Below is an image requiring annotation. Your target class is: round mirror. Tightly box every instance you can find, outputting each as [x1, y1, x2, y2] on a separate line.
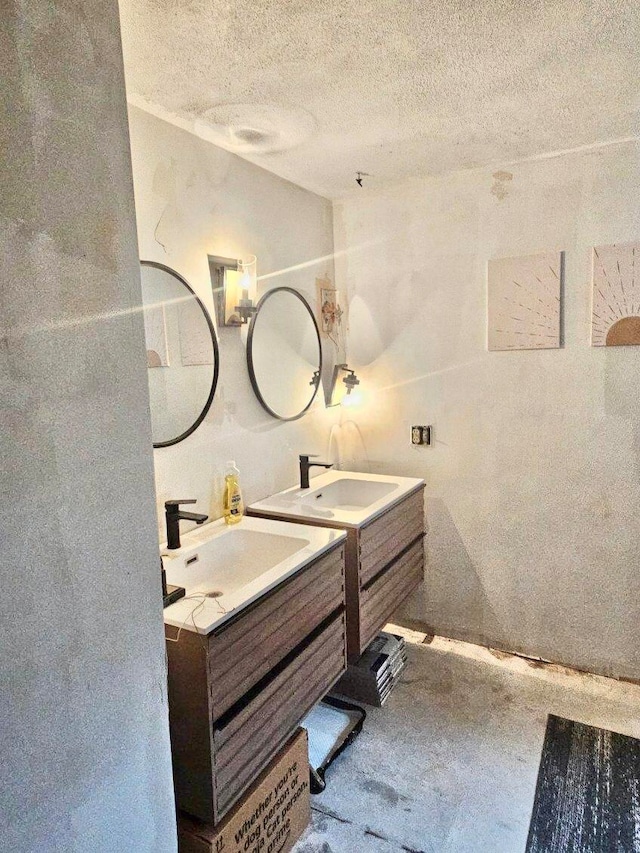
[247, 287, 322, 421]
[140, 261, 219, 447]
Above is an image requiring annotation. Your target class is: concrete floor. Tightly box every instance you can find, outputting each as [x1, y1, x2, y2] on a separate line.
[293, 629, 640, 853]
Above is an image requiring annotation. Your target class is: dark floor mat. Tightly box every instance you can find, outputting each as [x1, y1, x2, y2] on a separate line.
[526, 714, 640, 853]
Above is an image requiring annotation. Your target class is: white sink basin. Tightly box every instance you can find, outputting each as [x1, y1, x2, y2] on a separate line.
[247, 470, 425, 528]
[162, 515, 346, 633]
[164, 528, 306, 593]
[303, 478, 397, 510]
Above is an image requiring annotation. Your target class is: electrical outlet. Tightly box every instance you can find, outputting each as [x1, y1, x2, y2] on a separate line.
[411, 425, 432, 446]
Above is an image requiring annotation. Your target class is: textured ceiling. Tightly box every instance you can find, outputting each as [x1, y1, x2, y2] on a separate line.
[119, 1, 640, 199]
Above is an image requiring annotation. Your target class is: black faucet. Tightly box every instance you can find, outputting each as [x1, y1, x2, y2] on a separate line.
[165, 499, 209, 550]
[299, 454, 333, 489]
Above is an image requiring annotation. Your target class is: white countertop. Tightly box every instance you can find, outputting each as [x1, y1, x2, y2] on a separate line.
[247, 469, 425, 529]
[162, 515, 346, 634]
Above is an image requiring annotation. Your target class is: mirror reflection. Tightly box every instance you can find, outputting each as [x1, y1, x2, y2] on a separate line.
[140, 261, 219, 447]
[247, 287, 322, 421]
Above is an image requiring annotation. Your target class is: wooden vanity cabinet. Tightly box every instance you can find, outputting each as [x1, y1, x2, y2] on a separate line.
[248, 485, 425, 662]
[350, 486, 425, 658]
[165, 541, 346, 825]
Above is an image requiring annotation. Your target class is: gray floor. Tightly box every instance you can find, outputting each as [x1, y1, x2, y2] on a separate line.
[293, 633, 640, 853]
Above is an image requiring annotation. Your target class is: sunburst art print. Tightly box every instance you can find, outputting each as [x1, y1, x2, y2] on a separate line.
[591, 241, 640, 347]
[487, 252, 563, 351]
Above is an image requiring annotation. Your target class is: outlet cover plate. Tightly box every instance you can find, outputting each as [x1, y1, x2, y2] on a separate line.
[411, 425, 432, 446]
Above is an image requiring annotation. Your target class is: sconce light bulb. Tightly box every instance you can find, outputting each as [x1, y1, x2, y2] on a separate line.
[341, 388, 362, 408]
[328, 363, 362, 407]
[232, 254, 258, 324]
[239, 272, 251, 295]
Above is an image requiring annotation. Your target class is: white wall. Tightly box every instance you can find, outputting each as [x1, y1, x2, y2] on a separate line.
[128, 107, 340, 539]
[334, 141, 640, 679]
[1, 4, 176, 851]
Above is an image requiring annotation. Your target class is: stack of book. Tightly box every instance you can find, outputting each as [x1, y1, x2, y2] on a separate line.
[333, 631, 408, 706]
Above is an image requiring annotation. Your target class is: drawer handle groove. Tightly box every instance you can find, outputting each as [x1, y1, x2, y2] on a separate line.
[211, 573, 344, 683]
[213, 608, 344, 731]
[215, 628, 346, 745]
[361, 534, 425, 591]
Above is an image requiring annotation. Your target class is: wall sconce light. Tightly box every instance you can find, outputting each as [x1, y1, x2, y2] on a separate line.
[328, 363, 361, 407]
[221, 254, 258, 326]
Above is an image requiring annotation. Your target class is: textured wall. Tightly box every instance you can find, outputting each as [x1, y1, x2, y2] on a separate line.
[334, 141, 640, 679]
[0, 4, 176, 851]
[127, 107, 340, 540]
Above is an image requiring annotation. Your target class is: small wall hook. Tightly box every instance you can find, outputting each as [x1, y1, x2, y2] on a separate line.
[356, 171, 371, 187]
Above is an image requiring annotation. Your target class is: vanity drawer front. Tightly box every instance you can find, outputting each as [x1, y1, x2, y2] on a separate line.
[213, 611, 346, 819]
[207, 544, 345, 719]
[359, 488, 425, 588]
[359, 538, 424, 652]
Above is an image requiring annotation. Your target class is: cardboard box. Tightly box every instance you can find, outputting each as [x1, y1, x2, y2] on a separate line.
[178, 729, 310, 853]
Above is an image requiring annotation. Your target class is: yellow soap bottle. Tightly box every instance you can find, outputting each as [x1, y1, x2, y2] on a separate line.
[223, 460, 244, 525]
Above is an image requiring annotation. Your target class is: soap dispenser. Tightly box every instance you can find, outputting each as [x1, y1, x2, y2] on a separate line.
[223, 460, 244, 525]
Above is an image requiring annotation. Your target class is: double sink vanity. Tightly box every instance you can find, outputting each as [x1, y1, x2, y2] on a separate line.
[141, 245, 424, 826]
[163, 469, 425, 825]
[142, 257, 427, 828]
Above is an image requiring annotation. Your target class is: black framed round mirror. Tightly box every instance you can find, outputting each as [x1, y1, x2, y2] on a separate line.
[247, 287, 322, 421]
[140, 261, 219, 447]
